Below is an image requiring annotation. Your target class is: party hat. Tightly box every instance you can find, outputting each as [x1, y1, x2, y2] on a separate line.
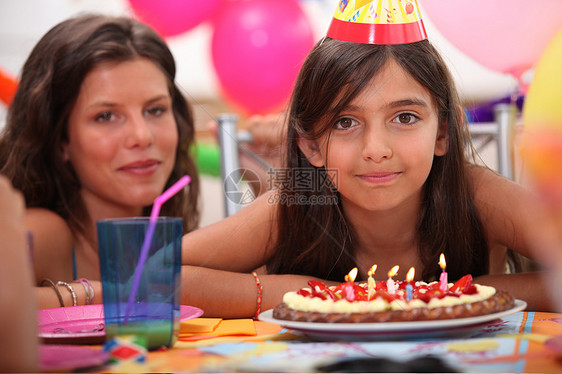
[327, 0, 427, 44]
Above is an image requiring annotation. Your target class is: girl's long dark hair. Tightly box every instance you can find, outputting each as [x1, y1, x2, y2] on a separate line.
[266, 38, 488, 282]
[0, 14, 200, 235]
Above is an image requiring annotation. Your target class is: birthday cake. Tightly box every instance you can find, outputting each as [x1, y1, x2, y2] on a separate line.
[272, 275, 515, 323]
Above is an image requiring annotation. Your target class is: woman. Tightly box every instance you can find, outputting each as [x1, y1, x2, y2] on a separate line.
[0, 14, 200, 308]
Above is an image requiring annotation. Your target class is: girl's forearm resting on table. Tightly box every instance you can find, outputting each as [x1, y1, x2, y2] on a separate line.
[181, 265, 322, 318]
[474, 271, 557, 312]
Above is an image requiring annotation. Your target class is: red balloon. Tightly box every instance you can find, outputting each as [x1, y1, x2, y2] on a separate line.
[0, 66, 18, 106]
[421, 0, 562, 78]
[211, 0, 315, 115]
[128, 0, 225, 37]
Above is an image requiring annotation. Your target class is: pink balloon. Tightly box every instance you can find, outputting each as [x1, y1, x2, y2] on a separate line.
[211, 0, 315, 115]
[421, 0, 562, 77]
[128, 0, 225, 37]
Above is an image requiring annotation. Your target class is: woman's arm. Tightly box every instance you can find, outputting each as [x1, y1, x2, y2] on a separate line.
[25, 208, 74, 283]
[26, 208, 104, 309]
[35, 279, 103, 309]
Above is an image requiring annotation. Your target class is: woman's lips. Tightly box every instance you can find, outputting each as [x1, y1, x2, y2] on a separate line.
[119, 160, 160, 175]
[357, 171, 401, 184]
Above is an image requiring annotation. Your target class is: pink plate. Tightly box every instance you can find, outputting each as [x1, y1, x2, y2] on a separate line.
[39, 345, 109, 372]
[38, 304, 203, 344]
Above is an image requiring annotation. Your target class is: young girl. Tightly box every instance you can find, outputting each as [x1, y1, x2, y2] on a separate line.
[0, 14, 200, 308]
[181, 37, 553, 316]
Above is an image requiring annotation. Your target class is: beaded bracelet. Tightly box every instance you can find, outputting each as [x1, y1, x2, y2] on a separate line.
[251, 272, 263, 320]
[57, 281, 77, 307]
[40, 278, 65, 307]
[76, 278, 94, 305]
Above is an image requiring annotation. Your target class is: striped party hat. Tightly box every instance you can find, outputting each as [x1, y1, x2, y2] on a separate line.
[327, 0, 427, 44]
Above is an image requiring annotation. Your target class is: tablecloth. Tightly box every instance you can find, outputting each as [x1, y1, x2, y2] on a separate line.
[102, 311, 562, 373]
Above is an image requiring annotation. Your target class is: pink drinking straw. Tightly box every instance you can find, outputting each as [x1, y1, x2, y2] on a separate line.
[124, 175, 191, 322]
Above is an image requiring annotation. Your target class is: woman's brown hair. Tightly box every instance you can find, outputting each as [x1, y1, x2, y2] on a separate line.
[0, 14, 199, 234]
[266, 37, 488, 282]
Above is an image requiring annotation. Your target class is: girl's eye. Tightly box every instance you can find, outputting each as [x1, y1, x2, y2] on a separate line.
[392, 113, 419, 125]
[95, 111, 114, 123]
[335, 117, 358, 130]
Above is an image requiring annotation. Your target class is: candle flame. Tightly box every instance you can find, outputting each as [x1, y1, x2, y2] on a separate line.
[368, 264, 377, 277]
[406, 267, 415, 282]
[387, 265, 399, 278]
[345, 267, 358, 282]
[439, 253, 446, 270]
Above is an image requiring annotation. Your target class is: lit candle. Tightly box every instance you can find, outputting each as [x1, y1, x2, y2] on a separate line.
[386, 265, 399, 295]
[367, 264, 377, 300]
[406, 267, 415, 301]
[345, 267, 358, 301]
[439, 253, 448, 291]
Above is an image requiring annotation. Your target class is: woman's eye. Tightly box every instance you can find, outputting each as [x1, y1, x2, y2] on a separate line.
[335, 117, 358, 129]
[95, 111, 114, 123]
[392, 113, 419, 125]
[146, 106, 167, 117]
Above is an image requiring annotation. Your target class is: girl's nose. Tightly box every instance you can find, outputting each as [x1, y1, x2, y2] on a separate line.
[125, 114, 154, 149]
[362, 125, 393, 162]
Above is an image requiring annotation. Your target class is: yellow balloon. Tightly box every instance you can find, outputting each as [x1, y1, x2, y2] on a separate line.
[520, 28, 562, 206]
[523, 28, 562, 130]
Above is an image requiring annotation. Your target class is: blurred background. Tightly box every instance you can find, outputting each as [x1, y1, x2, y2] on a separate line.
[0, 0, 522, 123]
[0, 0, 560, 226]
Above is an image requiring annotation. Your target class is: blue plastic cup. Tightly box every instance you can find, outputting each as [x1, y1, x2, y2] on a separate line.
[97, 217, 182, 350]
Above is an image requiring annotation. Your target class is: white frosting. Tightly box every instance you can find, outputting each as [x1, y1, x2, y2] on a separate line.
[283, 283, 496, 313]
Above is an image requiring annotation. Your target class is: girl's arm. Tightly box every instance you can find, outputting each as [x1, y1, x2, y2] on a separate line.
[470, 165, 548, 263]
[182, 190, 279, 272]
[181, 190, 345, 317]
[471, 166, 558, 311]
[181, 265, 332, 318]
[25, 208, 75, 283]
[0, 177, 38, 372]
[474, 272, 556, 312]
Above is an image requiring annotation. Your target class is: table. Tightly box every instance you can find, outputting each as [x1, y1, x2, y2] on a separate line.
[41, 310, 562, 372]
